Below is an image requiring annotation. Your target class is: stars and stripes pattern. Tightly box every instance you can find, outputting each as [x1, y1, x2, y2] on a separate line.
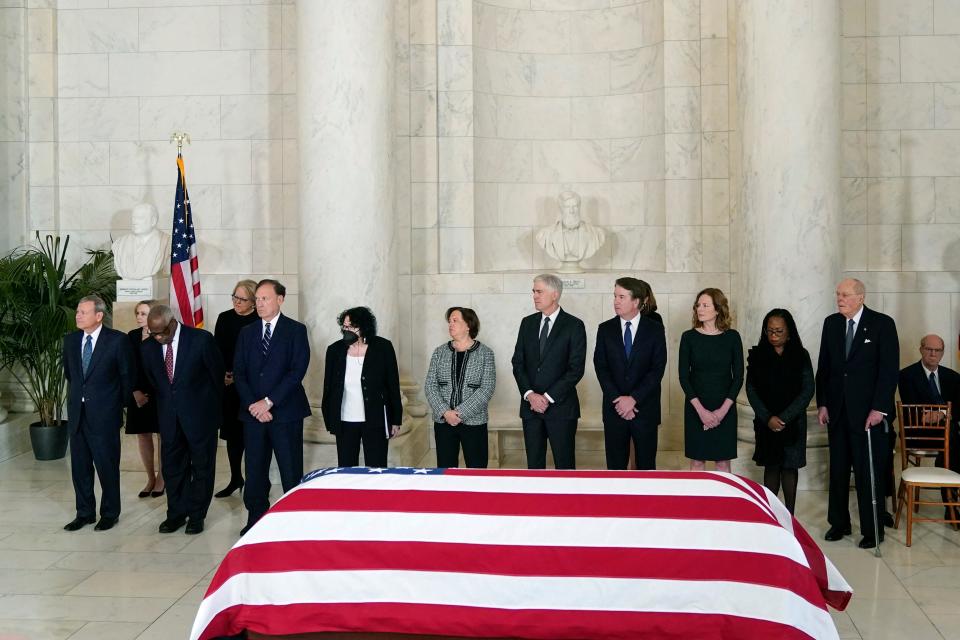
[190, 468, 852, 640]
[169, 153, 203, 328]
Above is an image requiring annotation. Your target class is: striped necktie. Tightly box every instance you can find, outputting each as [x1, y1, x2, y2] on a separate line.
[82, 334, 93, 376]
[261, 322, 272, 356]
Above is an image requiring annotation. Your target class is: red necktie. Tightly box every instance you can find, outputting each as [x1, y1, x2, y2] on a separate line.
[164, 343, 174, 383]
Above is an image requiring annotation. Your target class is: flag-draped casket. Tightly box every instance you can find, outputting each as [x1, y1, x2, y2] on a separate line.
[191, 468, 852, 640]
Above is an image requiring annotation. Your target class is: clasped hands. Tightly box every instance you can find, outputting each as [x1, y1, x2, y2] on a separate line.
[817, 407, 885, 431]
[442, 409, 463, 426]
[133, 390, 149, 408]
[249, 398, 273, 423]
[613, 395, 637, 420]
[692, 398, 732, 431]
[527, 392, 550, 414]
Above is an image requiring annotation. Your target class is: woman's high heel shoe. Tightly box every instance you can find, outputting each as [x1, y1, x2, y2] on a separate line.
[138, 480, 156, 498]
[151, 487, 165, 498]
[215, 479, 244, 498]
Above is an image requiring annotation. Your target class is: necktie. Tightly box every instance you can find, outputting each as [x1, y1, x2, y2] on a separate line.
[624, 321, 633, 359]
[164, 342, 174, 383]
[262, 322, 272, 356]
[844, 318, 855, 357]
[929, 371, 943, 403]
[538, 316, 550, 357]
[82, 335, 92, 376]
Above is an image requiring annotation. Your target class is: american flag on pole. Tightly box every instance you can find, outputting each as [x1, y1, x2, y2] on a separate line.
[169, 153, 203, 328]
[191, 468, 852, 640]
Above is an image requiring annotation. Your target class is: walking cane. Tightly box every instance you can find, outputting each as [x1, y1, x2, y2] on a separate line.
[866, 421, 882, 558]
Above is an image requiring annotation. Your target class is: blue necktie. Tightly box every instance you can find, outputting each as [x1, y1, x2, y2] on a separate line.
[82, 334, 93, 376]
[261, 322, 272, 356]
[624, 321, 633, 359]
[844, 318, 855, 357]
[929, 371, 944, 403]
[538, 317, 550, 357]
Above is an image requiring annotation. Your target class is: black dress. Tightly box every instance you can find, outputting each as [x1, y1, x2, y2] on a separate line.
[215, 309, 260, 440]
[746, 344, 814, 469]
[678, 329, 744, 461]
[125, 328, 159, 435]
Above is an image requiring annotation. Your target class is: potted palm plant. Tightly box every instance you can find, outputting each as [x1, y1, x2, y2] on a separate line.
[0, 234, 117, 460]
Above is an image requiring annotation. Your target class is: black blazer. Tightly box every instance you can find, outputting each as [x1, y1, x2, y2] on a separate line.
[321, 335, 403, 437]
[234, 314, 312, 424]
[815, 306, 899, 429]
[62, 327, 134, 432]
[511, 308, 587, 420]
[899, 360, 960, 429]
[140, 325, 225, 438]
[593, 315, 667, 426]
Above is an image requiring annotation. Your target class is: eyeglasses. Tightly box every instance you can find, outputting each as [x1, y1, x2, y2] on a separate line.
[231, 295, 250, 303]
[765, 328, 787, 336]
[922, 347, 944, 353]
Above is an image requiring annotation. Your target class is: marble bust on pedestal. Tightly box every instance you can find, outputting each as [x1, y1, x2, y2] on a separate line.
[536, 191, 606, 273]
[112, 203, 170, 280]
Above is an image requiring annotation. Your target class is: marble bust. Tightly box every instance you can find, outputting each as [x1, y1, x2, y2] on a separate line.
[111, 203, 170, 280]
[536, 191, 606, 272]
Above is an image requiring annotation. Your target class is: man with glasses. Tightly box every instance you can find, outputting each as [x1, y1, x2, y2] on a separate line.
[140, 305, 224, 535]
[233, 279, 311, 536]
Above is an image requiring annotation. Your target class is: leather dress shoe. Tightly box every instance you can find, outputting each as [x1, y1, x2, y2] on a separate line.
[185, 519, 204, 535]
[94, 517, 117, 531]
[858, 534, 884, 549]
[158, 517, 186, 533]
[824, 525, 852, 541]
[63, 516, 96, 532]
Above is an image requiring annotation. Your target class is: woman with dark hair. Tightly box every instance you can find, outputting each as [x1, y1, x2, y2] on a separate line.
[424, 307, 496, 468]
[746, 308, 814, 514]
[632, 278, 663, 326]
[321, 306, 403, 467]
[126, 299, 163, 497]
[678, 287, 743, 472]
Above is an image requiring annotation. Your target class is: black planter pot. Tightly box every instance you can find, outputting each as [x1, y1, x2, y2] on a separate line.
[29, 421, 69, 461]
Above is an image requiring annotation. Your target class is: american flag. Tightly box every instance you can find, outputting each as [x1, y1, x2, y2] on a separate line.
[191, 468, 852, 640]
[169, 153, 203, 328]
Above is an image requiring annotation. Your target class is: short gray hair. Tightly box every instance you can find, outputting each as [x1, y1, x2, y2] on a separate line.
[78, 295, 106, 315]
[534, 273, 563, 297]
[147, 304, 175, 325]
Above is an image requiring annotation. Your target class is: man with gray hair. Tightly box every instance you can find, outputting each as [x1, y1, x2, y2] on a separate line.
[62, 295, 134, 532]
[511, 274, 587, 469]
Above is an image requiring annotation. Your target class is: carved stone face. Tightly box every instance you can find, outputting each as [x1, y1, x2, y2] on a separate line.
[131, 203, 159, 235]
[560, 199, 581, 230]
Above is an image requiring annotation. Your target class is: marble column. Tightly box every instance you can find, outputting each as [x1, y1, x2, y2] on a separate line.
[297, 1, 397, 395]
[734, 1, 841, 485]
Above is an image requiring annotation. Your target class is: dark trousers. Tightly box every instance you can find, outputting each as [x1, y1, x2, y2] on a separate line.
[243, 419, 304, 524]
[70, 405, 121, 520]
[828, 412, 888, 539]
[336, 421, 389, 468]
[161, 419, 217, 521]
[604, 416, 658, 470]
[435, 422, 488, 468]
[522, 416, 577, 469]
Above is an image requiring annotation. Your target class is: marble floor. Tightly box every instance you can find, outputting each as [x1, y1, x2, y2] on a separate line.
[0, 438, 958, 640]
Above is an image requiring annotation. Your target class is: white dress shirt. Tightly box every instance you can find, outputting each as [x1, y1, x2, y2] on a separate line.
[161, 323, 181, 379]
[261, 312, 281, 339]
[620, 312, 640, 345]
[523, 307, 563, 403]
[80, 323, 103, 359]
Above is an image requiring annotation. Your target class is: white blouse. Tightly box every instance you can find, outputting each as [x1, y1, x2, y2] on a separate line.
[340, 355, 366, 422]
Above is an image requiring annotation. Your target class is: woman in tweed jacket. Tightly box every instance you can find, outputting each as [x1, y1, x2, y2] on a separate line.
[424, 307, 497, 468]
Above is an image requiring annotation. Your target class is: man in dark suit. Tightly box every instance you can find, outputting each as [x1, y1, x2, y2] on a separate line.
[140, 305, 224, 535]
[62, 295, 134, 532]
[817, 278, 899, 549]
[898, 334, 960, 506]
[511, 273, 587, 469]
[594, 277, 667, 470]
[234, 279, 311, 535]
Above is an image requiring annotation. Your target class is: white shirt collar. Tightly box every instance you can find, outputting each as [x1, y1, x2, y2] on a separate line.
[83, 324, 103, 340]
[849, 306, 864, 326]
[619, 312, 640, 335]
[541, 307, 561, 327]
[922, 363, 940, 377]
[263, 313, 281, 331]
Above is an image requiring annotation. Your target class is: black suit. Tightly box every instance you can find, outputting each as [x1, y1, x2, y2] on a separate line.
[62, 326, 134, 521]
[594, 315, 667, 470]
[899, 361, 960, 474]
[321, 335, 404, 467]
[141, 325, 225, 523]
[816, 306, 899, 540]
[511, 308, 587, 469]
[234, 313, 311, 526]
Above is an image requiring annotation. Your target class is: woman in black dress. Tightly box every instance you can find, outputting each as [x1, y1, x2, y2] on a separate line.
[678, 288, 743, 472]
[746, 309, 814, 514]
[214, 279, 259, 498]
[126, 300, 163, 497]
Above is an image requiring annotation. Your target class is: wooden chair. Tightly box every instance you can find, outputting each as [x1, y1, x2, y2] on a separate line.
[894, 402, 960, 546]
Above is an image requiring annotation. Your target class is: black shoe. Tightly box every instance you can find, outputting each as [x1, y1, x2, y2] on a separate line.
[882, 511, 895, 528]
[63, 516, 96, 532]
[858, 534, 884, 549]
[158, 517, 186, 533]
[215, 480, 244, 498]
[150, 488, 165, 498]
[94, 517, 117, 531]
[185, 519, 204, 535]
[824, 526, 852, 541]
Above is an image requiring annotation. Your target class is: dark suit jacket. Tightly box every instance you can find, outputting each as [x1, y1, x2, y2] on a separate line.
[593, 315, 667, 426]
[899, 360, 960, 429]
[234, 313, 311, 424]
[511, 308, 587, 420]
[140, 325, 225, 438]
[321, 335, 403, 437]
[815, 306, 899, 429]
[62, 326, 134, 432]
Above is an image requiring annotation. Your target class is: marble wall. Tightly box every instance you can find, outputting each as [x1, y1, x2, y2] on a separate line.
[841, 0, 960, 370]
[0, 6, 27, 254]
